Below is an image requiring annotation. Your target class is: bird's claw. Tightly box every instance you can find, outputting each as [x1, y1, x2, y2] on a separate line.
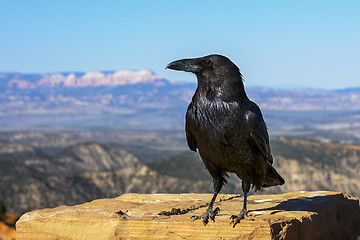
[190, 207, 220, 226]
[230, 209, 253, 228]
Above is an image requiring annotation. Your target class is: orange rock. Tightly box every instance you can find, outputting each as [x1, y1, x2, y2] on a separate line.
[0, 222, 16, 240]
[16, 191, 360, 240]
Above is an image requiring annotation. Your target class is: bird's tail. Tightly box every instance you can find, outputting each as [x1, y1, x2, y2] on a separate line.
[262, 163, 285, 188]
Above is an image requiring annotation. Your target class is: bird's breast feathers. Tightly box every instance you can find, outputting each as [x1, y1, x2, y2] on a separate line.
[187, 97, 247, 144]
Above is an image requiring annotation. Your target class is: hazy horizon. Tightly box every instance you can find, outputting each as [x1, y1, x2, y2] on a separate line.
[1, 69, 358, 90]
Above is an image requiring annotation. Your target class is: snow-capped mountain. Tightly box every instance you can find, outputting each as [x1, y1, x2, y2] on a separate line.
[5, 70, 167, 89]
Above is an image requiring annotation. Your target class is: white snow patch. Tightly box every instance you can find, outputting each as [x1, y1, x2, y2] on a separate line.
[251, 211, 265, 215]
[254, 199, 272, 203]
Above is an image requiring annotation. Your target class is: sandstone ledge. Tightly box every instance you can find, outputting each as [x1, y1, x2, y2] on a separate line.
[16, 191, 360, 240]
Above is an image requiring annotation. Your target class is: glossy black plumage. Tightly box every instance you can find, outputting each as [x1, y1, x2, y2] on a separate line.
[166, 54, 284, 226]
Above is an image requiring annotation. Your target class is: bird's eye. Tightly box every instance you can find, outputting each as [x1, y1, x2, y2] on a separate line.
[205, 59, 212, 66]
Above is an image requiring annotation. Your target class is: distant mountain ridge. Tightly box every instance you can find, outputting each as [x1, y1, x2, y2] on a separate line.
[2, 70, 167, 89]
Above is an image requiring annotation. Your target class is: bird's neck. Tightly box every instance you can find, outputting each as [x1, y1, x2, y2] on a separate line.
[221, 81, 248, 102]
[196, 76, 248, 103]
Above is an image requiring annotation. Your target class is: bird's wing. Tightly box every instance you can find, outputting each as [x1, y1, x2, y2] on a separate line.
[185, 105, 197, 152]
[244, 103, 273, 164]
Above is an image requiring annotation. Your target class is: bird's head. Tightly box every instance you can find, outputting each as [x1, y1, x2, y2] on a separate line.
[166, 54, 240, 78]
[166, 54, 245, 100]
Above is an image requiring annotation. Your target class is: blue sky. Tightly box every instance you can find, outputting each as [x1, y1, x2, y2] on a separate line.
[1, 1, 359, 89]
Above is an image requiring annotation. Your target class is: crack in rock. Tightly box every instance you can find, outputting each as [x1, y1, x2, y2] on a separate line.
[157, 195, 241, 216]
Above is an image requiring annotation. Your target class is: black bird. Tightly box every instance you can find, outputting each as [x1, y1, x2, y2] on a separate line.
[166, 54, 285, 227]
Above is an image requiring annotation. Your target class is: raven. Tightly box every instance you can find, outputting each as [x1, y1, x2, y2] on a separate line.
[166, 54, 285, 227]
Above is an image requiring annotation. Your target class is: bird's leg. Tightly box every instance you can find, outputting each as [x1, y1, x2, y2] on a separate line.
[230, 177, 253, 227]
[190, 192, 220, 225]
[191, 175, 222, 225]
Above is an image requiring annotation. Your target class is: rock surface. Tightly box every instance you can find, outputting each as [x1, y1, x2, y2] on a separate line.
[16, 191, 360, 240]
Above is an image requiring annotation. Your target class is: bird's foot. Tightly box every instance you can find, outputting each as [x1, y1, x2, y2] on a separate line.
[230, 209, 253, 228]
[190, 207, 220, 226]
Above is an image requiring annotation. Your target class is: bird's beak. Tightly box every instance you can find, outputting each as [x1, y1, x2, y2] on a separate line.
[166, 58, 201, 73]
